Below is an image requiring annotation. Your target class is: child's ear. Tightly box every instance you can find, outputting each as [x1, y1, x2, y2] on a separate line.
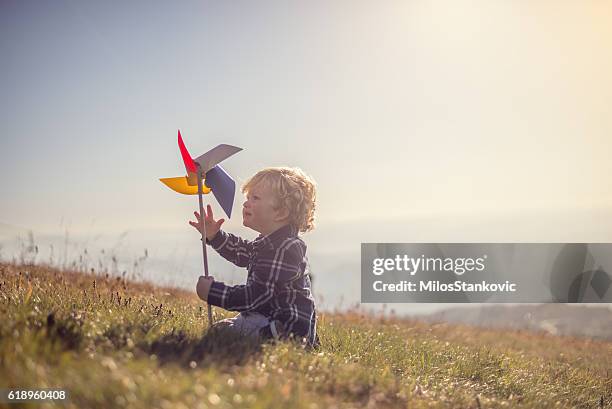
[275, 205, 290, 222]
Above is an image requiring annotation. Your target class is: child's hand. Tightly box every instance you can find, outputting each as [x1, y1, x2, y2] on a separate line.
[196, 276, 214, 301]
[189, 204, 225, 241]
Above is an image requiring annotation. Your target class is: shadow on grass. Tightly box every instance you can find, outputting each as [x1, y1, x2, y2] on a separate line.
[141, 325, 265, 368]
[42, 311, 266, 368]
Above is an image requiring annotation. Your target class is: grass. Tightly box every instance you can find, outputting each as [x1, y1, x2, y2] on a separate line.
[0, 261, 610, 408]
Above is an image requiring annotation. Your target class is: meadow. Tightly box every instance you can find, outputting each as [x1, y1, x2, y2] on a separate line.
[0, 261, 610, 408]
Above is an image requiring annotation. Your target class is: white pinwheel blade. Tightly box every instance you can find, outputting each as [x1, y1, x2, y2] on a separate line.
[194, 144, 242, 174]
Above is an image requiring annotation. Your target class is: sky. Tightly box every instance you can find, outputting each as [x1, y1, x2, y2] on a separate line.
[1, 0, 612, 313]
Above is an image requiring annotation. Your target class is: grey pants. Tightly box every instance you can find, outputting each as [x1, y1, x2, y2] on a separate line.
[215, 312, 284, 340]
[214, 312, 279, 339]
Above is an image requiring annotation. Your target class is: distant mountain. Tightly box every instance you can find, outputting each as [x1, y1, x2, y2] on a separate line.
[425, 304, 612, 340]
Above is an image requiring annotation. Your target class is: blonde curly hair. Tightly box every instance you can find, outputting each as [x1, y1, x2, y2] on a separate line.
[241, 167, 317, 233]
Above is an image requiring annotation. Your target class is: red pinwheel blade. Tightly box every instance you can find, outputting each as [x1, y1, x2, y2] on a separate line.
[178, 129, 197, 174]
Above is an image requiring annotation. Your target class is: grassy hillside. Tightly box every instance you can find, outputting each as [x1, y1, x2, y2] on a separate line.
[0, 262, 610, 408]
[426, 304, 612, 340]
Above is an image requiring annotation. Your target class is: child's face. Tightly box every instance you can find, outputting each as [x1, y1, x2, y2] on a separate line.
[242, 182, 288, 235]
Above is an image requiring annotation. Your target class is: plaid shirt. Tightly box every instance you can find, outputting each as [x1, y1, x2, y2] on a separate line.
[206, 224, 319, 347]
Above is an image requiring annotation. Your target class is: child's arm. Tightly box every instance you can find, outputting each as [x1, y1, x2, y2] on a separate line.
[206, 229, 253, 268]
[189, 205, 253, 267]
[205, 239, 305, 312]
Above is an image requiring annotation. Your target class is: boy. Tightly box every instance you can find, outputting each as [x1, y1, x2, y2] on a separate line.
[190, 167, 319, 348]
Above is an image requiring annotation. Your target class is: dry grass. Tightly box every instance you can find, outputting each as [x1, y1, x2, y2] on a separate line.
[1, 261, 610, 408]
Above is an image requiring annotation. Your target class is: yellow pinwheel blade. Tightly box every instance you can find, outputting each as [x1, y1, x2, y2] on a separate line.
[160, 176, 212, 195]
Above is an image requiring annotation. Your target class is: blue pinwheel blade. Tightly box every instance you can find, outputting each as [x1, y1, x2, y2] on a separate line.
[205, 164, 236, 218]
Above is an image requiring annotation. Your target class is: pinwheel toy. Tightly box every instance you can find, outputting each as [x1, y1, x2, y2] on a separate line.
[160, 130, 242, 327]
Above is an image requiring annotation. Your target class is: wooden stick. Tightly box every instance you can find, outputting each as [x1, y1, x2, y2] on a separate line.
[196, 164, 213, 328]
